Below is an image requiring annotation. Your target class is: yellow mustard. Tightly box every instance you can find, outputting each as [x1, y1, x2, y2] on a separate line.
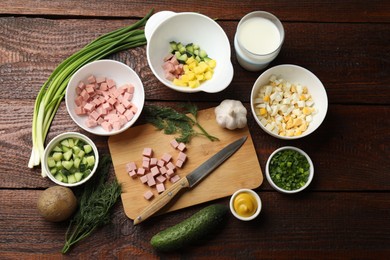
[233, 192, 258, 217]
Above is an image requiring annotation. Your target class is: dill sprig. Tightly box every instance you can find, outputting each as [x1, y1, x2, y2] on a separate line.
[61, 155, 121, 254]
[143, 104, 219, 143]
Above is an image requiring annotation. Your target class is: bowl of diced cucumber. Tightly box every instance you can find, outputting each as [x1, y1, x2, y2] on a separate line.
[42, 132, 99, 187]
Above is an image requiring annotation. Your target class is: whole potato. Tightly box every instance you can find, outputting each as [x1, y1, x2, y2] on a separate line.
[37, 186, 77, 222]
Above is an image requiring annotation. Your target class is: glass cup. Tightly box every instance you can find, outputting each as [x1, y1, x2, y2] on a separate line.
[234, 11, 285, 71]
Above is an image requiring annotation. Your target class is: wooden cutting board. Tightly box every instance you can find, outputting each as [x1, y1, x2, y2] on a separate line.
[108, 107, 263, 220]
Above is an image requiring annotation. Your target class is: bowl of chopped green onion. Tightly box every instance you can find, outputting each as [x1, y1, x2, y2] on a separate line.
[265, 146, 314, 193]
[42, 132, 99, 187]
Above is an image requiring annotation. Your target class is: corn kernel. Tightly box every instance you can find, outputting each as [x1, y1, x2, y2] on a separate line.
[263, 95, 270, 102]
[259, 108, 267, 116]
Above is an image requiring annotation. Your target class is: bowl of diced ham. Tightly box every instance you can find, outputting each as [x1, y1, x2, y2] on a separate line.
[145, 11, 234, 93]
[250, 64, 328, 139]
[65, 60, 145, 136]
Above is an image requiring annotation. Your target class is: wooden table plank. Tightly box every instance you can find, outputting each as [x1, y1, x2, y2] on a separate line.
[0, 100, 388, 191]
[0, 1, 389, 23]
[1, 18, 389, 104]
[1, 190, 389, 257]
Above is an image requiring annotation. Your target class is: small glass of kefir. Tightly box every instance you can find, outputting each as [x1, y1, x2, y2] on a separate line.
[234, 11, 284, 71]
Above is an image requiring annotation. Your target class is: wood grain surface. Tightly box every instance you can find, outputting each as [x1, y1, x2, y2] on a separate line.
[0, 1, 389, 259]
[108, 107, 262, 219]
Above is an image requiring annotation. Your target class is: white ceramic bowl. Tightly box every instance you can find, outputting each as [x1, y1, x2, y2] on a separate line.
[265, 146, 314, 194]
[229, 189, 262, 221]
[42, 132, 99, 187]
[146, 11, 234, 93]
[65, 59, 144, 136]
[250, 64, 328, 139]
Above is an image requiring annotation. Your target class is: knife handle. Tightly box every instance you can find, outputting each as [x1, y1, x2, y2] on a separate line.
[133, 177, 190, 225]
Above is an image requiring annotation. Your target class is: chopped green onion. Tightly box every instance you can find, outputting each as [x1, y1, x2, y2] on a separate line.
[28, 10, 154, 174]
[269, 149, 310, 191]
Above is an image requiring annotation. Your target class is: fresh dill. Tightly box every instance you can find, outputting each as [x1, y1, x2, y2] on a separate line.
[143, 103, 219, 143]
[61, 155, 121, 254]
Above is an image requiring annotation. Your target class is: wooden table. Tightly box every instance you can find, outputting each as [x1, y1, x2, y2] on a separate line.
[1, 1, 389, 259]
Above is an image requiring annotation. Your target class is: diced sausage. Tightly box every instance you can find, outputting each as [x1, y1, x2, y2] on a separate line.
[144, 190, 154, 200]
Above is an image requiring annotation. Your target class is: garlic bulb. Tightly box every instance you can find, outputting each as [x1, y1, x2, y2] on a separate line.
[215, 100, 247, 130]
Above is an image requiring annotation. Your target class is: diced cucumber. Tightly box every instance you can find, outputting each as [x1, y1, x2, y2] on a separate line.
[86, 156, 95, 167]
[74, 157, 81, 169]
[52, 145, 62, 152]
[62, 145, 70, 152]
[78, 150, 85, 158]
[74, 172, 83, 182]
[199, 49, 208, 59]
[47, 157, 56, 168]
[72, 146, 81, 155]
[170, 41, 178, 51]
[67, 138, 75, 148]
[54, 173, 64, 182]
[177, 54, 188, 63]
[50, 168, 57, 174]
[52, 152, 63, 161]
[68, 174, 77, 184]
[62, 160, 74, 171]
[63, 150, 73, 161]
[60, 139, 69, 147]
[186, 43, 194, 54]
[83, 144, 92, 154]
[84, 169, 92, 177]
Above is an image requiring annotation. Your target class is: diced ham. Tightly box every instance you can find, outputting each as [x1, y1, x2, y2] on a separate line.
[140, 175, 148, 184]
[142, 160, 150, 170]
[178, 152, 187, 162]
[156, 175, 166, 183]
[144, 190, 154, 200]
[170, 139, 179, 149]
[177, 142, 186, 152]
[137, 168, 146, 176]
[96, 76, 106, 84]
[150, 158, 158, 166]
[170, 175, 181, 183]
[83, 103, 95, 112]
[156, 183, 165, 193]
[151, 166, 160, 177]
[166, 162, 176, 171]
[159, 166, 167, 175]
[147, 176, 156, 187]
[176, 159, 184, 168]
[106, 78, 116, 88]
[87, 75, 96, 83]
[101, 121, 112, 132]
[157, 160, 165, 167]
[143, 148, 153, 157]
[126, 162, 137, 172]
[129, 170, 137, 178]
[161, 153, 172, 163]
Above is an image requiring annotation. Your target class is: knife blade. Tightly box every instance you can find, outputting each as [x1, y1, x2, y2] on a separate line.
[133, 136, 247, 225]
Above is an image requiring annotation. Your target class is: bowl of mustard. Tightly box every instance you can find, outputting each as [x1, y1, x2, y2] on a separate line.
[229, 189, 262, 221]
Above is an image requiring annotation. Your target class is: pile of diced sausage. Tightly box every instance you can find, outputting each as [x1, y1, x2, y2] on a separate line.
[126, 139, 188, 200]
[74, 74, 138, 132]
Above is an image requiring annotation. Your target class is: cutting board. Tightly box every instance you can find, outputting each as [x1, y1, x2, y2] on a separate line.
[108, 107, 263, 220]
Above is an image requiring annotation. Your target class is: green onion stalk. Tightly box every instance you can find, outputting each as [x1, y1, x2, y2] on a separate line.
[28, 10, 154, 174]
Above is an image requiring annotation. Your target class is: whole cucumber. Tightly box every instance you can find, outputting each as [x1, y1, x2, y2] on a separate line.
[150, 204, 228, 251]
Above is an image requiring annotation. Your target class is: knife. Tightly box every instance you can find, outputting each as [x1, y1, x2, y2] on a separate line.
[133, 136, 247, 225]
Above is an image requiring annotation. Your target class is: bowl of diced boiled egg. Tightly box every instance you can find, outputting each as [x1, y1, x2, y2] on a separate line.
[42, 132, 99, 187]
[251, 64, 328, 139]
[145, 11, 234, 93]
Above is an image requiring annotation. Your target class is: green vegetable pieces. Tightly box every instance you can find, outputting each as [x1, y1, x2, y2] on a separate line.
[269, 149, 310, 190]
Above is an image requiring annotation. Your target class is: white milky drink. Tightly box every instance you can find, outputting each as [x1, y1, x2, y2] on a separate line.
[238, 17, 281, 55]
[234, 11, 284, 71]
